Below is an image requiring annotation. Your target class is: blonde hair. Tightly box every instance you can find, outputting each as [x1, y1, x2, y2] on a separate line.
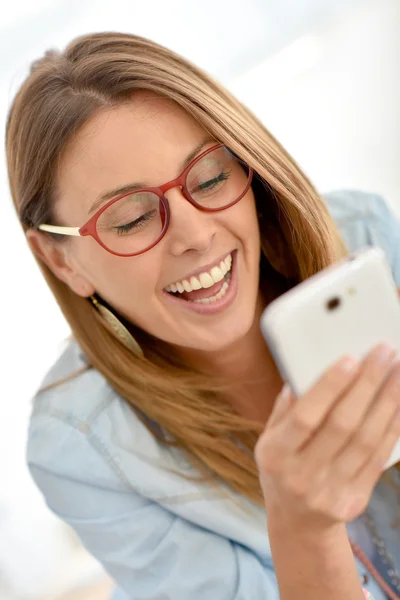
[6, 32, 348, 505]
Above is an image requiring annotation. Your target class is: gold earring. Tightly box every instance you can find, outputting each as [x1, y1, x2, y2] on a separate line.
[90, 296, 144, 357]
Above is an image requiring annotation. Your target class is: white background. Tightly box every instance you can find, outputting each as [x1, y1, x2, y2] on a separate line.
[0, 0, 399, 597]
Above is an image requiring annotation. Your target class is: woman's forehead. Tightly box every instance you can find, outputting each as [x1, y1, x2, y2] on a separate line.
[56, 95, 207, 216]
[68, 94, 202, 155]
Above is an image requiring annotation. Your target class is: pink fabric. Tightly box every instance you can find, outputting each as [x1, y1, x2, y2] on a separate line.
[363, 589, 374, 599]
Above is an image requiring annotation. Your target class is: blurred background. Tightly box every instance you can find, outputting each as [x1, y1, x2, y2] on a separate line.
[0, 0, 399, 597]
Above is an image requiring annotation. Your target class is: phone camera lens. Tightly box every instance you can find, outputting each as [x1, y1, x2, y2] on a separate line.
[326, 296, 341, 311]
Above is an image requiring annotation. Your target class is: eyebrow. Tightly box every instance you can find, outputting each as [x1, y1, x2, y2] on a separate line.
[88, 137, 216, 215]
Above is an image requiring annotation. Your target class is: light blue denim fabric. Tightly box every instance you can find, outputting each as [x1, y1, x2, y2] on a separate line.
[27, 190, 400, 600]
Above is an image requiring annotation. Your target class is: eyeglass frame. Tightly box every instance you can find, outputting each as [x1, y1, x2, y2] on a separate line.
[38, 143, 253, 257]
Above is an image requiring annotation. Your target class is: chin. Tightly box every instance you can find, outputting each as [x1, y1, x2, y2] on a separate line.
[180, 310, 256, 353]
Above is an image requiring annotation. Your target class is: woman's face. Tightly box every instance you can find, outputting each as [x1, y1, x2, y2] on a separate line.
[40, 92, 262, 352]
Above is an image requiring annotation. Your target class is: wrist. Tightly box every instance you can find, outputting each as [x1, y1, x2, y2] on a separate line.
[267, 506, 348, 551]
[265, 505, 364, 599]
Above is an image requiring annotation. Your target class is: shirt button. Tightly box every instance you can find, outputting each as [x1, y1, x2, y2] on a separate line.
[361, 574, 369, 585]
[78, 421, 90, 434]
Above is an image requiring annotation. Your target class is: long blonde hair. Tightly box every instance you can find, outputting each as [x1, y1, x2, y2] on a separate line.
[6, 32, 347, 505]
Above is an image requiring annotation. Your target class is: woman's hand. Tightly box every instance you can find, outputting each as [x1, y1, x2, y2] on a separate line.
[255, 343, 400, 531]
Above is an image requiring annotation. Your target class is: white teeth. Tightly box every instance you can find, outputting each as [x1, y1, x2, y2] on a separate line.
[182, 279, 192, 292]
[190, 276, 201, 290]
[210, 266, 224, 284]
[193, 280, 230, 304]
[165, 253, 233, 293]
[199, 272, 214, 288]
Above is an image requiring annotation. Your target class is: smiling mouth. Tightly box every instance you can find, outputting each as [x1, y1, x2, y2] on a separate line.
[164, 253, 233, 304]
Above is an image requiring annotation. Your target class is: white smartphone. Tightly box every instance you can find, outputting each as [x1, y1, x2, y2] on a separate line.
[260, 246, 400, 469]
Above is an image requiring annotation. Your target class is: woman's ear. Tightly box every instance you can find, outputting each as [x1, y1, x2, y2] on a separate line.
[26, 229, 95, 297]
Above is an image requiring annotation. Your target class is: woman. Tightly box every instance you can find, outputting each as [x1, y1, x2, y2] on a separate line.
[6, 32, 400, 600]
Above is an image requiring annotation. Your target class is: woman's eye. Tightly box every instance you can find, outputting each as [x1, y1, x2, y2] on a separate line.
[115, 210, 156, 235]
[197, 170, 230, 192]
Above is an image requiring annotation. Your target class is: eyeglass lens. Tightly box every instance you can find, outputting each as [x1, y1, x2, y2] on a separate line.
[96, 146, 250, 255]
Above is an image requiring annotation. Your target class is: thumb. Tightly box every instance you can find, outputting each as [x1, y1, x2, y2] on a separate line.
[267, 383, 294, 427]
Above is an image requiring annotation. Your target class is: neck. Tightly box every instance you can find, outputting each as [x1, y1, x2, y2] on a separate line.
[182, 291, 284, 424]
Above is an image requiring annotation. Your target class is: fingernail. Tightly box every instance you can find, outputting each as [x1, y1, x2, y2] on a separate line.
[340, 356, 360, 372]
[374, 343, 396, 363]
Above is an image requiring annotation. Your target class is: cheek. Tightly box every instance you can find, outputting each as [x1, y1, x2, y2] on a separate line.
[228, 197, 260, 247]
[74, 240, 158, 306]
[230, 190, 258, 227]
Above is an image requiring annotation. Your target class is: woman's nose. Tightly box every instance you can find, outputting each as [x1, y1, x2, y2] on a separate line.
[164, 187, 216, 256]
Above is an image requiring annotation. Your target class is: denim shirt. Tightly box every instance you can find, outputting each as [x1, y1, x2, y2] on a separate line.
[27, 190, 400, 600]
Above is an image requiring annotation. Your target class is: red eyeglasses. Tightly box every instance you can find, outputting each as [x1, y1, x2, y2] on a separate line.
[39, 143, 253, 257]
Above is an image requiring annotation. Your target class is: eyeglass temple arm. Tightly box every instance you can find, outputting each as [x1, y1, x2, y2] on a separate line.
[38, 224, 81, 237]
